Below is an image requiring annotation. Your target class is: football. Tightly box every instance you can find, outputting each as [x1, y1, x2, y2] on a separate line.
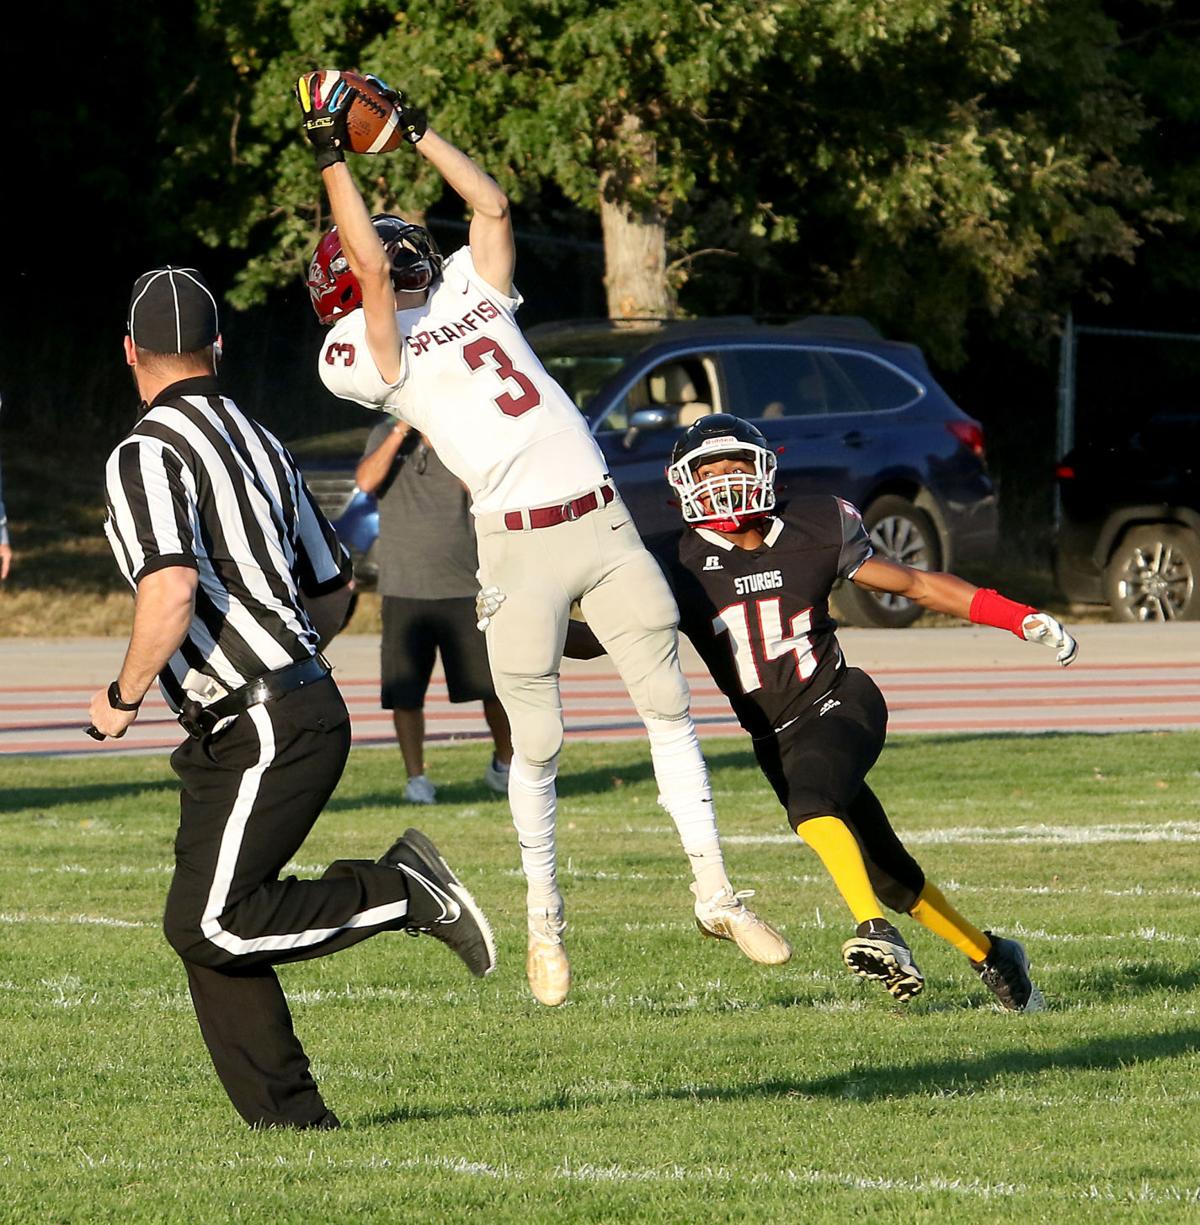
[329, 70, 404, 155]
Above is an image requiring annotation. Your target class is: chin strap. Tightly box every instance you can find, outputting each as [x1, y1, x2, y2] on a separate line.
[706, 512, 769, 533]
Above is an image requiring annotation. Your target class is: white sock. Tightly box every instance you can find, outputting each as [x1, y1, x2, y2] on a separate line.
[644, 715, 731, 899]
[508, 753, 562, 914]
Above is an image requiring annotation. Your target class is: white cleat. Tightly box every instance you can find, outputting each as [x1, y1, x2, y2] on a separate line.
[527, 908, 571, 1006]
[483, 758, 510, 795]
[404, 775, 437, 805]
[692, 885, 792, 965]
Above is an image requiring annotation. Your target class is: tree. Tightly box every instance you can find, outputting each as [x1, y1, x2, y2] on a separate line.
[677, 0, 1161, 366]
[181, 0, 1172, 369]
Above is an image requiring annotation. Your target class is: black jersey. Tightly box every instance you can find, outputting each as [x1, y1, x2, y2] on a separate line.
[654, 497, 873, 738]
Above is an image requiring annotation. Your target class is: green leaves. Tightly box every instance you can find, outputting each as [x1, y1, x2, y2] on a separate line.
[158, 0, 1184, 364]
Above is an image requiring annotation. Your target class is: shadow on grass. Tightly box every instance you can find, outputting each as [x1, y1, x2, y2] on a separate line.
[0, 778, 177, 814]
[1072, 962, 1200, 996]
[328, 747, 758, 813]
[358, 1026, 1200, 1126]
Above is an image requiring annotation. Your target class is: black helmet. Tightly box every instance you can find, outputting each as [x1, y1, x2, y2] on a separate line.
[371, 215, 443, 293]
[667, 413, 777, 530]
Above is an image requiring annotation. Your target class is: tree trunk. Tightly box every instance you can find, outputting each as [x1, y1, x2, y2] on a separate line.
[599, 117, 673, 319]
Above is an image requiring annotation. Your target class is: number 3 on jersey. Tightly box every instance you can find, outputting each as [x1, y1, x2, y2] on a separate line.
[462, 336, 542, 418]
[713, 598, 816, 694]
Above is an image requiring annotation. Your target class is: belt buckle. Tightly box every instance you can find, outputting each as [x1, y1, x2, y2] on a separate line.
[562, 499, 581, 522]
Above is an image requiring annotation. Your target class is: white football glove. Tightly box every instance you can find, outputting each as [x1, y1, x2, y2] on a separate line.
[475, 585, 506, 632]
[1020, 612, 1078, 667]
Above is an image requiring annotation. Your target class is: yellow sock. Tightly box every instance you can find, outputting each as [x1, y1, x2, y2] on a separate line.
[909, 882, 992, 962]
[796, 816, 882, 926]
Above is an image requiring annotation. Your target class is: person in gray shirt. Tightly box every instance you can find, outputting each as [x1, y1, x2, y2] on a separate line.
[356, 417, 512, 802]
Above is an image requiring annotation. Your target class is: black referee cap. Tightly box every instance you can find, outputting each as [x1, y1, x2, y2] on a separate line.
[128, 266, 219, 354]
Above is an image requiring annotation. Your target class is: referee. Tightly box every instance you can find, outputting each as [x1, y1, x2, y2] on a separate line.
[87, 266, 495, 1130]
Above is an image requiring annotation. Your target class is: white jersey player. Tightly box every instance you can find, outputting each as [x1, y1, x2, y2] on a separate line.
[297, 69, 789, 1005]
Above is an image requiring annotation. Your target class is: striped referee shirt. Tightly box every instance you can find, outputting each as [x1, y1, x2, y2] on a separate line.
[103, 376, 351, 711]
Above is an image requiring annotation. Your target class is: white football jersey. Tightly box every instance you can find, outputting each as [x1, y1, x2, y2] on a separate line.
[318, 248, 607, 514]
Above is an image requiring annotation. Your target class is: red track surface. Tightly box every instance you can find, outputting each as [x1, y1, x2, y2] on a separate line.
[3, 660, 1198, 758]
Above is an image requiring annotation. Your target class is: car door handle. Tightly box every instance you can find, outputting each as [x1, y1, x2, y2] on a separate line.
[842, 430, 868, 448]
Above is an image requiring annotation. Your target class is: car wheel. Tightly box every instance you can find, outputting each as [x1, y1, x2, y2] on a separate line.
[1102, 524, 1200, 622]
[832, 496, 942, 629]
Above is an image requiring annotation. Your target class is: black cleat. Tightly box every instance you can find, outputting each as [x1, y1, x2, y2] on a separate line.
[380, 828, 496, 978]
[842, 918, 925, 1002]
[971, 932, 1045, 1012]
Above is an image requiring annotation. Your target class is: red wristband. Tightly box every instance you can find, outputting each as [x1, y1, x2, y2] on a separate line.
[968, 588, 1037, 637]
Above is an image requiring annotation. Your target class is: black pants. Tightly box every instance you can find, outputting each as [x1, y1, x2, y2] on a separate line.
[165, 678, 410, 1128]
[753, 667, 927, 914]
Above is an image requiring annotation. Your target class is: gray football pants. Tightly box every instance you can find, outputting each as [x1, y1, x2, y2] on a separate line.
[475, 491, 690, 764]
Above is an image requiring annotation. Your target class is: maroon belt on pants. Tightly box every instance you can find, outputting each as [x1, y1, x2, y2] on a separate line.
[503, 483, 615, 531]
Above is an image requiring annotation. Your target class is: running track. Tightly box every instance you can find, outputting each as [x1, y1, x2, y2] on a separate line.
[2, 656, 1198, 758]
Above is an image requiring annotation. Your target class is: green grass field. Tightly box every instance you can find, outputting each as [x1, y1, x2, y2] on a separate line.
[3, 733, 1199, 1222]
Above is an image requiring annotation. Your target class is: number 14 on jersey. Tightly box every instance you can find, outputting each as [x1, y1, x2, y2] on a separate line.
[713, 598, 816, 694]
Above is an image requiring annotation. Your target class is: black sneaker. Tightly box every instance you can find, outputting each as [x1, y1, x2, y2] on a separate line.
[971, 932, 1045, 1012]
[380, 828, 496, 978]
[841, 918, 925, 1002]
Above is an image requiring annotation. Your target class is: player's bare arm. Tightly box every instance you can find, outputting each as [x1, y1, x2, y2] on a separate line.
[853, 555, 1077, 666]
[88, 565, 198, 738]
[852, 556, 976, 619]
[355, 421, 412, 494]
[414, 128, 514, 297]
[319, 163, 404, 383]
[297, 73, 404, 384]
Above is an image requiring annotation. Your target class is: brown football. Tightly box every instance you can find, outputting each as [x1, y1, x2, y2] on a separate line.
[326, 70, 404, 155]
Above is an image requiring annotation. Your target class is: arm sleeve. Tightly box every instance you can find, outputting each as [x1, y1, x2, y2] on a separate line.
[293, 474, 353, 596]
[104, 438, 199, 582]
[834, 497, 873, 579]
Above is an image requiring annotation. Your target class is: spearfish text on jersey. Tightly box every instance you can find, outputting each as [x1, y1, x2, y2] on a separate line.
[405, 300, 503, 355]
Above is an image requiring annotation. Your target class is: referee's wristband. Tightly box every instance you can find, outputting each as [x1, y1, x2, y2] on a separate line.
[107, 680, 143, 711]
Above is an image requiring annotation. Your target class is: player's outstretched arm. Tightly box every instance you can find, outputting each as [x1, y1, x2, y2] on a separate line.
[852, 557, 1077, 665]
[413, 128, 514, 298]
[296, 73, 403, 384]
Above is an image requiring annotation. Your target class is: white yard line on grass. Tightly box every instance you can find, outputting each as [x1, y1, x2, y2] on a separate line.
[43, 1146, 1200, 1208]
[0, 910, 150, 929]
[728, 821, 1200, 846]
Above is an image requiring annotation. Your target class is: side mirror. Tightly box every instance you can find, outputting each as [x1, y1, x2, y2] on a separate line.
[623, 406, 678, 450]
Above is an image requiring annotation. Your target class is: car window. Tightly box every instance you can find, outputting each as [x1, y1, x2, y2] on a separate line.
[720, 347, 834, 419]
[721, 347, 920, 418]
[539, 354, 627, 414]
[824, 351, 922, 412]
[598, 354, 719, 432]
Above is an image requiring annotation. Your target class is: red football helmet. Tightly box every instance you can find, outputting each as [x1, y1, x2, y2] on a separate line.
[306, 215, 443, 324]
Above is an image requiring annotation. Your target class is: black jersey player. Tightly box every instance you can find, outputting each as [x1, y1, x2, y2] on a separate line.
[482, 415, 1077, 1011]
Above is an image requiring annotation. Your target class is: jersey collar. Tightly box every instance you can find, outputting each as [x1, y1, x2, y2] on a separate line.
[150, 375, 221, 406]
[694, 527, 735, 551]
[694, 516, 785, 552]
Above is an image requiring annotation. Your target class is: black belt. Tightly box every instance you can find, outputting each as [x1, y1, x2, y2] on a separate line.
[179, 655, 330, 740]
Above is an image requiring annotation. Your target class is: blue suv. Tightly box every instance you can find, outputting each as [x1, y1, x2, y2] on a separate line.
[296, 316, 998, 627]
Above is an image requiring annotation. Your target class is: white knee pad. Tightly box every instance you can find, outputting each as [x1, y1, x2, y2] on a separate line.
[638, 662, 690, 723]
[510, 711, 564, 769]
